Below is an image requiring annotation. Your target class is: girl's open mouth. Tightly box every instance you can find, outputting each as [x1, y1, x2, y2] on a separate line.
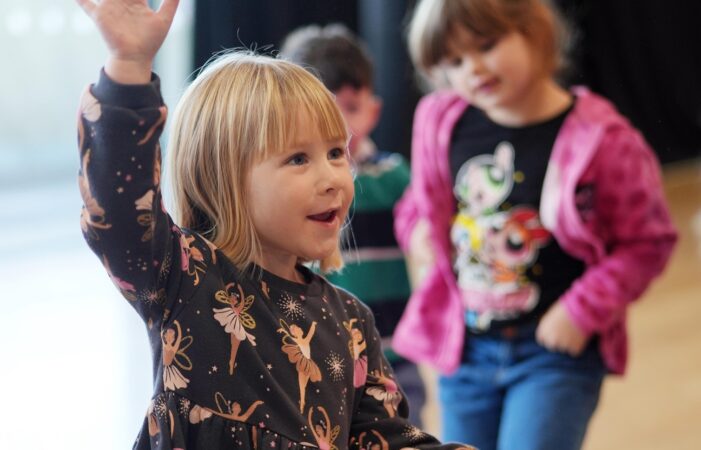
[476, 78, 499, 93]
[308, 209, 338, 223]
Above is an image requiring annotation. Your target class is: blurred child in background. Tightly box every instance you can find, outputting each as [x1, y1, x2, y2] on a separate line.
[393, 0, 677, 449]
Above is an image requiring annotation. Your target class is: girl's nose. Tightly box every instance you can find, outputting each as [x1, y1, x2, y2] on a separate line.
[318, 161, 344, 194]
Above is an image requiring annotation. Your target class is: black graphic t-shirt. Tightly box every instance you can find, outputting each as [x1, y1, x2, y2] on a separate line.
[449, 103, 585, 332]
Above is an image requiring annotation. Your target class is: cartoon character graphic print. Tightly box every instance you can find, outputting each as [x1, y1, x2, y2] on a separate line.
[451, 142, 550, 329]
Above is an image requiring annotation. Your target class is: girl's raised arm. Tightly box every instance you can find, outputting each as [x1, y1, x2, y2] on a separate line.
[76, 0, 179, 84]
[76, 0, 215, 328]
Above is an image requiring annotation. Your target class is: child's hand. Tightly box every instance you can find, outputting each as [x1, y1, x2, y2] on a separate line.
[406, 219, 435, 289]
[536, 301, 588, 356]
[76, 0, 179, 83]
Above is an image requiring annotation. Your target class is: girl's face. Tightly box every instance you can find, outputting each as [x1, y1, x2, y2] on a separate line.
[439, 27, 544, 118]
[248, 110, 354, 281]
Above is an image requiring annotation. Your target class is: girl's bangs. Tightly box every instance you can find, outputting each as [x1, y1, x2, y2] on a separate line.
[263, 72, 349, 158]
[290, 97, 349, 147]
[414, 0, 511, 69]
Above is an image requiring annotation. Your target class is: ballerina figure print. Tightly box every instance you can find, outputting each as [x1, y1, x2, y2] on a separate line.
[213, 392, 264, 421]
[308, 406, 340, 450]
[173, 229, 208, 285]
[146, 400, 160, 437]
[350, 430, 389, 450]
[278, 319, 322, 413]
[78, 149, 112, 241]
[365, 366, 403, 418]
[161, 320, 193, 391]
[213, 282, 257, 375]
[135, 189, 156, 242]
[134, 149, 164, 242]
[343, 318, 368, 387]
[77, 86, 100, 149]
[101, 255, 136, 301]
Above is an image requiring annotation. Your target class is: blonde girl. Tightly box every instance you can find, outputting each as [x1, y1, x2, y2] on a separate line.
[75, 0, 478, 448]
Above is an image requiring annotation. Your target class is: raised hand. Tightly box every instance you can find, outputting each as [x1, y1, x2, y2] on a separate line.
[76, 0, 180, 83]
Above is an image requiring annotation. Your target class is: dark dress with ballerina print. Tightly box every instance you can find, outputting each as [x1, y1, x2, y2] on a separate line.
[77, 70, 475, 450]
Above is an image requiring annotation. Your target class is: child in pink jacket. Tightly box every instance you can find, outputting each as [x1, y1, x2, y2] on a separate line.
[393, 1, 677, 449]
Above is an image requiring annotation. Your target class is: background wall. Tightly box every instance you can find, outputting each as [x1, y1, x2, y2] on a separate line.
[193, 0, 700, 164]
[555, 0, 701, 163]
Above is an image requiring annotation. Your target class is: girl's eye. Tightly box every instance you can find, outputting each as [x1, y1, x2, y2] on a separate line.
[287, 153, 308, 166]
[328, 147, 345, 160]
[448, 57, 462, 67]
[479, 39, 498, 53]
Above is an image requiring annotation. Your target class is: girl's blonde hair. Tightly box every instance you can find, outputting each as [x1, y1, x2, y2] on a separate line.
[408, 0, 568, 83]
[167, 51, 349, 273]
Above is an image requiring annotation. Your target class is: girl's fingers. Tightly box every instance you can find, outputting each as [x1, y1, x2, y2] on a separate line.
[157, 0, 180, 23]
[75, 0, 96, 15]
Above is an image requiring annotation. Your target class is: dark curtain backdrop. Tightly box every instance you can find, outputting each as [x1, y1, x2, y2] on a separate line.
[194, 0, 700, 164]
[193, 0, 419, 156]
[194, 0, 357, 63]
[556, 0, 701, 163]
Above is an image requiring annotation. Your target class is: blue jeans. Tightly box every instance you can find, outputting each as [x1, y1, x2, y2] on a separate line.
[438, 324, 606, 450]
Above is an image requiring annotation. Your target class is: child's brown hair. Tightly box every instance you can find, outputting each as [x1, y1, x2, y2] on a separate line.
[408, 0, 568, 82]
[280, 23, 374, 92]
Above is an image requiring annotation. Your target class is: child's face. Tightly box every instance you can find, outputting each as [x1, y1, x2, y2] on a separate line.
[439, 27, 543, 116]
[247, 111, 354, 278]
[333, 86, 381, 155]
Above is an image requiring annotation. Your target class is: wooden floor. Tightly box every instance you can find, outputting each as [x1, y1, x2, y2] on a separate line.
[584, 160, 701, 450]
[419, 159, 701, 449]
[2, 163, 695, 449]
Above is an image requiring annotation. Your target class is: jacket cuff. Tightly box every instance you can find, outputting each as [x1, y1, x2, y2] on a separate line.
[561, 291, 598, 337]
[91, 68, 163, 109]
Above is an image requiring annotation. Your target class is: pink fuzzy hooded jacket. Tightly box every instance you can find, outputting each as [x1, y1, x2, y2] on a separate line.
[392, 88, 677, 375]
